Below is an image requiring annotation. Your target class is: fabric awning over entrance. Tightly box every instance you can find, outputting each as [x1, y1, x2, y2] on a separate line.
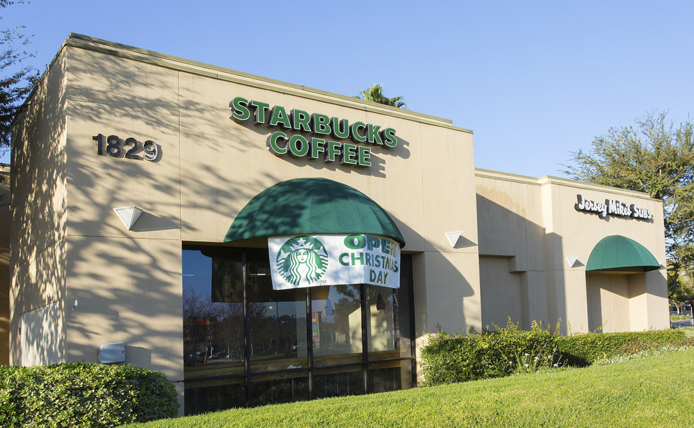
[224, 178, 406, 247]
[585, 235, 660, 272]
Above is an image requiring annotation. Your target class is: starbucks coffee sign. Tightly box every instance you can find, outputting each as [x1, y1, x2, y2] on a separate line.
[230, 97, 398, 168]
[268, 234, 401, 291]
[575, 194, 653, 220]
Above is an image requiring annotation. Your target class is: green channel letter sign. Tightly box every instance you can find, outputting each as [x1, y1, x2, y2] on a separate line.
[229, 97, 398, 168]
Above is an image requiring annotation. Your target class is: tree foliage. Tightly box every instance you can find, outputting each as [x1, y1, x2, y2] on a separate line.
[355, 84, 407, 109]
[566, 111, 694, 277]
[667, 265, 694, 313]
[0, 0, 37, 151]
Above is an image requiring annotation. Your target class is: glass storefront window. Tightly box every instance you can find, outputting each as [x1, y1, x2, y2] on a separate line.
[366, 284, 413, 361]
[182, 248, 414, 413]
[314, 365, 365, 399]
[368, 359, 414, 393]
[249, 372, 310, 407]
[311, 285, 363, 367]
[247, 250, 308, 372]
[184, 377, 245, 416]
[183, 248, 245, 380]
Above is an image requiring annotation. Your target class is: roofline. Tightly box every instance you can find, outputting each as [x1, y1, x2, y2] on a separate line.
[11, 36, 73, 128]
[475, 168, 661, 201]
[15, 33, 473, 135]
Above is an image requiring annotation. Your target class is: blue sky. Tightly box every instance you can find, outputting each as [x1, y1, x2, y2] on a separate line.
[2, 0, 692, 177]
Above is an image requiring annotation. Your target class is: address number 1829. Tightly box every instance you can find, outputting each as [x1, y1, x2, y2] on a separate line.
[92, 134, 160, 161]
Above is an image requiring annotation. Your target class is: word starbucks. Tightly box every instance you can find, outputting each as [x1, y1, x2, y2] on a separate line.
[230, 97, 398, 167]
[575, 194, 653, 220]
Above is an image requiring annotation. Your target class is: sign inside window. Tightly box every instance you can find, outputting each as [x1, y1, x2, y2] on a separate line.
[268, 234, 401, 291]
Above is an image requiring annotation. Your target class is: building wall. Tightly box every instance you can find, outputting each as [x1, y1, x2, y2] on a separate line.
[0, 182, 10, 365]
[545, 179, 668, 332]
[63, 46, 183, 379]
[9, 34, 670, 410]
[479, 256, 524, 329]
[476, 172, 549, 329]
[476, 170, 668, 334]
[10, 49, 68, 365]
[11, 35, 482, 407]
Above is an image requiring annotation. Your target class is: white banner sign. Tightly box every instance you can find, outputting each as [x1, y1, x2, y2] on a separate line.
[268, 234, 401, 291]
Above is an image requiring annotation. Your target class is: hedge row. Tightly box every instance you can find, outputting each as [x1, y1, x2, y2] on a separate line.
[556, 329, 688, 366]
[0, 362, 179, 428]
[419, 323, 557, 386]
[420, 324, 692, 386]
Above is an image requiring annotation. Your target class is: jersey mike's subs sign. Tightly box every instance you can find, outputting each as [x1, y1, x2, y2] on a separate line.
[575, 194, 653, 220]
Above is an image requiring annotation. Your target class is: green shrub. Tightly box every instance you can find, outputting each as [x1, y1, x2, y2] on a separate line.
[420, 323, 694, 387]
[420, 321, 558, 386]
[556, 329, 690, 366]
[0, 362, 179, 428]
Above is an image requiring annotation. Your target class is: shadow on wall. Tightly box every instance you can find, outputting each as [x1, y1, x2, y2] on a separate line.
[1, 183, 11, 365]
[11, 50, 68, 365]
[475, 194, 567, 334]
[59, 50, 421, 378]
[13, 45, 478, 391]
[396, 221, 477, 337]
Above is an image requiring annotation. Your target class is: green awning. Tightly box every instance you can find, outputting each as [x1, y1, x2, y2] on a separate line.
[224, 178, 406, 247]
[585, 235, 660, 272]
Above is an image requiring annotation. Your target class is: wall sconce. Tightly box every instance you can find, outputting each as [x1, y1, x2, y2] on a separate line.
[72, 300, 78, 312]
[113, 206, 143, 230]
[445, 231, 461, 248]
[566, 257, 578, 267]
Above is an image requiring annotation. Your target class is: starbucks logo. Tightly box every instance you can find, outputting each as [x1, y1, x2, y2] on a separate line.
[276, 236, 329, 287]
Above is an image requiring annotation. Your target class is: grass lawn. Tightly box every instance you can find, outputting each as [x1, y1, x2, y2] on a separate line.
[670, 314, 692, 321]
[125, 348, 694, 428]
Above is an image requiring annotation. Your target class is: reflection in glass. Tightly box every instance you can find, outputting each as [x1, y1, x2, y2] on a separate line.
[366, 284, 413, 361]
[249, 372, 309, 407]
[368, 360, 414, 394]
[183, 249, 245, 380]
[184, 378, 245, 416]
[312, 285, 363, 366]
[314, 365, 364, 399]
[248, 250, 308, 372]
[182, 248, 415, 412]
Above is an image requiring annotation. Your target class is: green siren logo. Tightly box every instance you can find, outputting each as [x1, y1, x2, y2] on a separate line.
[276, 236, 329, 287]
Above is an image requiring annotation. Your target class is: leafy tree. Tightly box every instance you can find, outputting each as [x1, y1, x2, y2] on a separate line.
[668, 264, 694, 314]
[565, 111, 694, 279]
[0, 0, 37, 153]
[355, 84, 407, 109]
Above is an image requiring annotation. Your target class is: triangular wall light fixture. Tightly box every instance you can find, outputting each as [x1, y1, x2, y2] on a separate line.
[566, 257, 578, 267]
[445, 231, 462, 248]
[113, 206, 143, 230]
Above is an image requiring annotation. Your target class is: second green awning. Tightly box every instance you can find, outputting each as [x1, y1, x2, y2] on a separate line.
[586, 235, 660, 272]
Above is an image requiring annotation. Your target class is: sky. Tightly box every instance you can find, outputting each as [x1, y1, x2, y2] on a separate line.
[1, 0, 692, 178]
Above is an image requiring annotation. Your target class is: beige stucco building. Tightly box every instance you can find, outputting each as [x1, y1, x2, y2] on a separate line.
[1, 34, 668, 414]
